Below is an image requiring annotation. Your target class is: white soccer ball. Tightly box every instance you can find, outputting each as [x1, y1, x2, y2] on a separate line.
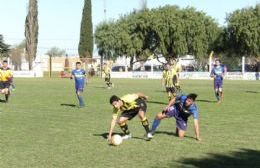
[111, 134, 123, 146]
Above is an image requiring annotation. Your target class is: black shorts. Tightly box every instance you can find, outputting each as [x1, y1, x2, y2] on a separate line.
[120, 99, 147, 120]
[0, 82, 10, 89]
[166, 87, 176, 93]
[105, 74, 111, 82]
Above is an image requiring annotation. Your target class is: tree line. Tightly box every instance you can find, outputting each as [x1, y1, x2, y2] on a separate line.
[95, 4, 260, 68]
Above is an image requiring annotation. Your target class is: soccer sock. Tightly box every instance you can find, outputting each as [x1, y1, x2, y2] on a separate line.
[219, 91, 223, 99]
[77, 95, 85, 106]
[215, 91, 219, 101]
[151, 118, 161, 133]
[5, 94, 9, 102]
[119, 123, 130, 135]
[141, 117, 150, 134]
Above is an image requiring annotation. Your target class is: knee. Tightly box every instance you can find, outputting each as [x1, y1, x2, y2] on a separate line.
[155, 113, 164, 120]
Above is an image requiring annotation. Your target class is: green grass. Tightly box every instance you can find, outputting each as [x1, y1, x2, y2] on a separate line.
[0, 78, 259, 168]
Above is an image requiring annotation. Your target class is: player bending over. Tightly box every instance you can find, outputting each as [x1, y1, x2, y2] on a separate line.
[151, 93, 201, 141]
[108, 93, 153, 143]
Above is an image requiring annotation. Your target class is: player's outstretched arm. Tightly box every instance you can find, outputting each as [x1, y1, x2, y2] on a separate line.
[165, 96, 177, 111]
[194, 119, 201, 141]
[108, 117, 117, 143]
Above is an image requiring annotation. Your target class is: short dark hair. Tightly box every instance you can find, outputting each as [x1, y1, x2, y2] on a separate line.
[109, 95, 120, 104]
[3, 60, 8, 63]
[187, 93, 198, 101]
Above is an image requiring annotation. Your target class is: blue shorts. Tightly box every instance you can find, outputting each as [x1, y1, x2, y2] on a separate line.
[214, 80, 223, 89]
[75, 85, 84, 92]
[165, 106, 188, 131]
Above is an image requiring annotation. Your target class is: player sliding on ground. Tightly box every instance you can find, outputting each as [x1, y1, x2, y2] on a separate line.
[108, 93, 153, 143]
[71, 62, 87, 108]
[151, 93, 201, 141]
[210, 59, 226, 103]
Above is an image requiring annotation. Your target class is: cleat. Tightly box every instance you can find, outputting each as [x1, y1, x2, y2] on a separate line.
[147, 132, 153, 139]
[122, 134, 132, 140]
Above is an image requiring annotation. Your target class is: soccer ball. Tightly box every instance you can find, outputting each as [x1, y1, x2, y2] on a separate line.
[111, 134, 122, 146]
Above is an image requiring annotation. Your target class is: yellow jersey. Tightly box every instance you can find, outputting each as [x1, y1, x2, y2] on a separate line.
[0, 67, 13, 82]
[112, 94, 139, 119]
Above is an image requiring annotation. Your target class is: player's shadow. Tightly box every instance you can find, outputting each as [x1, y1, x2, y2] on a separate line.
[177, 148, 260, 168]
[60, 103, 77, 107]
[154, 131, 197, 140]
[0, 99, 7, 103]
[92, 86, 107, 89]
[93, 133, 123, 139]
[93, 133, 149, 141]
[246, 90, 259, 94]
[196, 99, 217, 103]
[147, 100, 168, 105]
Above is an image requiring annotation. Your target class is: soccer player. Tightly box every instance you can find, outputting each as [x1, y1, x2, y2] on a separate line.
[108, 93, 153, 143]
[0, 60, 13, 103]
[102, 63, 113, 89]
[171, 59, 182, 93]
[151, 93, 201, 141]
[71, 62, 87, 107]
[162, 63, 177, 101]
[210, 59, 226, 103]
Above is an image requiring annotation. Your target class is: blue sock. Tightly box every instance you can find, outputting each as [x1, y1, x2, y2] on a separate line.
[151, 119, 161, 133]
[77, 95, 85, 107]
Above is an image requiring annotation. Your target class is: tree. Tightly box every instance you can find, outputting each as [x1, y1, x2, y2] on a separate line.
[78, 0, 93, 60]
[10, 40, 26, 70]
[46, 47, 66, 77]
[0, 35, 10, 58]
[25, 0, 39, 70]
[226, 4, 260, 57]
[94, 5, 220, 66]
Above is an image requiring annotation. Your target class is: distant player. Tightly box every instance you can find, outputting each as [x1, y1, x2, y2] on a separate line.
[71, 62, 87, 107]
[108, 93, 153, 143]
[103, 63, 113, 89]
[171, 59, 182, 93]
[151, 93, 201, 141]
[162, 63, 177, 101]
[210, 59, 226, 103]
[0, 60, 13, 103]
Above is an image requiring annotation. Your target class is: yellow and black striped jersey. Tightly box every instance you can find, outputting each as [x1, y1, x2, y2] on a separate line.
[163, 70, 174, 88]
[112, 94, 139, 119]
[0, 67, 13, 82]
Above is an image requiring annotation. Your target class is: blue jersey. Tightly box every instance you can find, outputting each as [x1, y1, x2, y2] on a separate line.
[174, 95, 199, 120]
[72, 69, 86, 88]
[211, 65, 225, 81]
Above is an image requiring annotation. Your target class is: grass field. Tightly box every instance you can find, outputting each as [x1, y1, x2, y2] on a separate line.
[0, 78, 259, 168]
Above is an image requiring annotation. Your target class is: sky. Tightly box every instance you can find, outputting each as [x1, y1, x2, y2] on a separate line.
[0, 0, 259, 56]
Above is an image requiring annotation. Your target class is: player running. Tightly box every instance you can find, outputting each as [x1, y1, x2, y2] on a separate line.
[151, 93, 201, 141]
[71, 62, 87, 108]
[108, 93, 153, 143]
[0, 60, 14, 103]
[210, 59, 226, 103]
[103, 63, 113, 89]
